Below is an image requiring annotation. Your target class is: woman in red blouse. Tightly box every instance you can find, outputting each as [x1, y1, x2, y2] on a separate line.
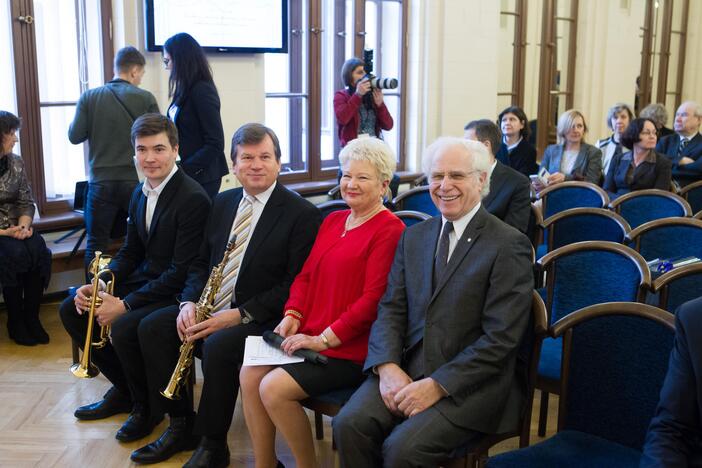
[240, 137, 405, 468]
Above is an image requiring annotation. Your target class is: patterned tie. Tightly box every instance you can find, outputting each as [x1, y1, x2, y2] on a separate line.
[433, 221, 453, 290]
[212, 195, 254, 312]
[678, 138, 689, 157]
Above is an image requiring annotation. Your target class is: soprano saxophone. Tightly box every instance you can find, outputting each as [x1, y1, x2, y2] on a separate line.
[161, 237, 238, 400]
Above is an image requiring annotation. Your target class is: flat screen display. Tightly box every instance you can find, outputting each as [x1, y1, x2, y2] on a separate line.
[145, 0, 288, 54]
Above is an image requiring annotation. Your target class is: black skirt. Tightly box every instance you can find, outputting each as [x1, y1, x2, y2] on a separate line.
[0, 231, 51, 289]
[281, 356, 365, 397]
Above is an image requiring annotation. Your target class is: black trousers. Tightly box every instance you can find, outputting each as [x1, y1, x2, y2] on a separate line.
[59, 280, 174, 407]
[84, 180, 136, 276]
[333, 375, 484, 468]
[138, 304, 271, 437]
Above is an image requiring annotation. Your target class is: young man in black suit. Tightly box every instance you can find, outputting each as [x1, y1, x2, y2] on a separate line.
[464, 119, 531, 234]
[130, 123, 321, 466]
[59, 114, 211, 443]
[656, 100, 702, 186]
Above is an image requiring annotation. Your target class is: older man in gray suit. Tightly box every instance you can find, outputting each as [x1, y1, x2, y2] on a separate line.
[333, 137, 534, 467]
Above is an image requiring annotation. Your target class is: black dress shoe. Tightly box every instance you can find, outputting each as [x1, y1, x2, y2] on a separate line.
[183, 438, 230, 468]
[115, 404, 163, 443]
[130, 416, 199, 464]
[74, 387, 133, 420]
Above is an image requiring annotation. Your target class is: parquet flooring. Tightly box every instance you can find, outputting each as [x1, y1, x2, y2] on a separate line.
[0, 301, 557, 467]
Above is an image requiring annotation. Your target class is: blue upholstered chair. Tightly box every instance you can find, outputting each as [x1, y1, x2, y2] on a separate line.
[538, 181, 609, 220]
[679, 179, 702, 214]
[447, 291, 548, 468]
[487, 302, 675, 468]
[652, 262, 702, 313]
[316, 200, 349, 219]
[392, 186, 439, 216]
[393, 210, 432, 227]
[626, 217, 702, 262]
[609, 189, 692, 229]
[535, 241, 650, 436]
[537, 208, 630, 260]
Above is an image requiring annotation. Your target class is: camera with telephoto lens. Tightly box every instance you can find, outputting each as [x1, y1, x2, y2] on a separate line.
[362, 49, 398, 90]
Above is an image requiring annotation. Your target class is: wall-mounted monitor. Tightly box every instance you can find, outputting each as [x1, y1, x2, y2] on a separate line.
[145, 0, 288, 54]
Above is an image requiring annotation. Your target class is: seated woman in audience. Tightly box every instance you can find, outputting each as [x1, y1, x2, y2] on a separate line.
[603, 117, 672, 199]
[596, 102, 634, 180]
[240, 137, 405, 468]
[496, 106, 538, 177]
[539, 109, 602, 186]
[640, 103, 675, 139]
[0, 111, 51, 346]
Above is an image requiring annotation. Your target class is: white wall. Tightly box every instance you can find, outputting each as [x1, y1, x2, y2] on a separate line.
[111, 0, 265, 189]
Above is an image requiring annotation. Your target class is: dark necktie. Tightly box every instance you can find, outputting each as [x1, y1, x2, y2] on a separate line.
[433, 221, 453, 289]
[678, 138, 689, 157]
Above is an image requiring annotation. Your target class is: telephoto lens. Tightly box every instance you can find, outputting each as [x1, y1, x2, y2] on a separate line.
[370, 77, 399, 89]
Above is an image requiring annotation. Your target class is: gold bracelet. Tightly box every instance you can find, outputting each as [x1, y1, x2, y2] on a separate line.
[285, 309, 303, 320]
[319, 331, 330, 348]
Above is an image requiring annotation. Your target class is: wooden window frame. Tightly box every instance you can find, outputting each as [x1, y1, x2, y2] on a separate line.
[498, 0, 528, 108]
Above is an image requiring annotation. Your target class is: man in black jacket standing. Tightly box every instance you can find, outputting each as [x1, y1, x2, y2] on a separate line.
[68, 46, 159, 274]
[60, 114, 211, 443]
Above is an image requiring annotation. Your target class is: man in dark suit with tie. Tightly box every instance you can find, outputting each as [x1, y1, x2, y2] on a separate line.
[656, 101, 702, 186]
[464, 119, 531, 233]
[333, 137, 534, 467]
[129, 123, 321, 466]
[59, 113, 211, 441]
[641, 296, 702, 467]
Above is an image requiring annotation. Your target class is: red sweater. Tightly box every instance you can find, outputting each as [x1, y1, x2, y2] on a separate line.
[333, 89, 394, 147]
[284, 209, 404, 364]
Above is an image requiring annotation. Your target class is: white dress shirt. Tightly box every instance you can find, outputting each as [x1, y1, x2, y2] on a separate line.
[141, 164, 179, 233]
[438, 201, 481, 261]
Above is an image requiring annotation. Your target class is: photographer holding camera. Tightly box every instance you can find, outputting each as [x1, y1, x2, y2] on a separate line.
[334, 55, 395, 148]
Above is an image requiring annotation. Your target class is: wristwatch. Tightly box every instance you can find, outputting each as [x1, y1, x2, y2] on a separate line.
[240, 307, 253, 324]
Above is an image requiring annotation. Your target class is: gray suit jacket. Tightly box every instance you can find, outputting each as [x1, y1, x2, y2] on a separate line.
[365, 206, 533, 434]
[541, 142, 602, 184]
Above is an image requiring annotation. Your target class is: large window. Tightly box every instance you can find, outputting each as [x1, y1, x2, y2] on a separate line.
[264, 0, 407, 183]
[8, 0, 112, 213]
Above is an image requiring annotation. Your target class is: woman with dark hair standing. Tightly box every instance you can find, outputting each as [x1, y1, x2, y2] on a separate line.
[334, 57, 394, 148]
[496, 106, 538, 177]
[163, 32, 227, 198]
[604, 118, 672, 199]
[0, 111, 51, 346]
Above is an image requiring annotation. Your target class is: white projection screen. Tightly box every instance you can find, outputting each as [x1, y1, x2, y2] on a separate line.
[145, 0, 287, 53]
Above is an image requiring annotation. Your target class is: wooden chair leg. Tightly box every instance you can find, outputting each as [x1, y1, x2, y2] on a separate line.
[538, 391, 549, 437]
[314, 411, 324, 440]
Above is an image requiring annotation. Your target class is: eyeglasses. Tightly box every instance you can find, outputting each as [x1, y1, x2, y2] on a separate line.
[162, 57, 170, 66]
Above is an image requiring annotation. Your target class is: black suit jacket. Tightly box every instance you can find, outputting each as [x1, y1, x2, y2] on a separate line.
[483, 161, 531, 233]
[656, 133, 702, 184]
[181, 183, 322, 325]
[641, 296, 702, 467]
[108, 169, 211, 310]
[496, 139, 538, 178]
[365, 207, 533, 434]
[603, 150, 672, 198]
[169, 81, 229, 185]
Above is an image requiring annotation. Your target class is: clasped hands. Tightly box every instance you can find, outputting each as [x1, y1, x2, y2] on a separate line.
[1, 224, 33, 239]
[377, 362, 447, 419]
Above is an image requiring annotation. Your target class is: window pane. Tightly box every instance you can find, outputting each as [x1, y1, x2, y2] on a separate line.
[382, 95, 400, 163]
[265, 97, 308, 172]
[34, 0, 81, 102]
[40, 106, 86, 199]
[379, 1, 401, 80]
[85, 0, 105, 89]
[0, 0, 17, 115]
[365, 1, 378, 52]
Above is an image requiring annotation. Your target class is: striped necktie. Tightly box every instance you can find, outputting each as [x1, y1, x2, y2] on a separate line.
[212, 195, 254, 312]
[678, 137, 689, 157]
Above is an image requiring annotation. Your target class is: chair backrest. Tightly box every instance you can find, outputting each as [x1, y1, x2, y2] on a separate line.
[626, 217, 702, 262]
[652, 262, 702, 312]
[538, 181, 609, 219]
[609, 189, 692, 229]
[695, 210, 702, 220]
[679, 179, 702, 214]
[393, 210, 432, 227]
[553, 302, 675, 450]
[392, 186, 439, 216]
[74, 181, 88, 212]
[316, 200, 349, 219]
[537, 241, 650, 325]
[526, 202, 543, 248]
[543, 207, 631, 252]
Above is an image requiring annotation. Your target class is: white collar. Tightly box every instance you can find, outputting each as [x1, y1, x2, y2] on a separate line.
[142, 165, 178, 196]
[441, 201, 481, 240]
[243, 180, 277, 205]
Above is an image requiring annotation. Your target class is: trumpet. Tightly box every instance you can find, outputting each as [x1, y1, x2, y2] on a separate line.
[161, 237, 238, 400]
[70, 251, 115, 379]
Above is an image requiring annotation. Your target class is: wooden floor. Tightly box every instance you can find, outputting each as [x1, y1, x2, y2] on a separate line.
[0, 301, 558, 467]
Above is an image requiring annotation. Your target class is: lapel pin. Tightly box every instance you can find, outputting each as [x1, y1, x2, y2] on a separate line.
[467, 237, 472, 242]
